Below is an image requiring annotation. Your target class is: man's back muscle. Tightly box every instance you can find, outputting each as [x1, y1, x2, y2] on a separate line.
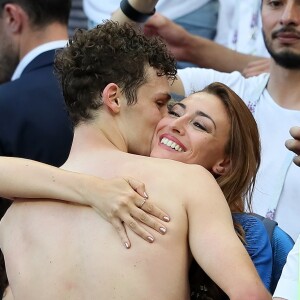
[1, 153, 214, 300]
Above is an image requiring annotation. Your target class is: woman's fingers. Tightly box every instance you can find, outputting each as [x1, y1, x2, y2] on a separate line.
[125, 176, 170, 222]
[137, 198, 170, 222]
[110, 218, 131, 249]
[121, 215, 155, 243]
[132, 204, 167, 235]
[124, 176, 148, 199]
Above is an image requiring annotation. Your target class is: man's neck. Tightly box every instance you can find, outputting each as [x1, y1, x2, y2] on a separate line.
[62, 121, 130, 176]
[267, 61, 300, 110]
[20, 22, 68, 60]
[70, 121, 128, 157]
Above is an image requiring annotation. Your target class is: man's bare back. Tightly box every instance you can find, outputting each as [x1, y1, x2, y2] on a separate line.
[0, 138, 265, 299]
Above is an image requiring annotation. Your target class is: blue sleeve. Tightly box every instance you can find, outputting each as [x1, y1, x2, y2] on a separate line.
[233, 213, 273, 291]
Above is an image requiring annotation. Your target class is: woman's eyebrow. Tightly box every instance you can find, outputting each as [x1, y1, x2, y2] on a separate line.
[195, 111, 216, 129]
[174, 102, 216, 129]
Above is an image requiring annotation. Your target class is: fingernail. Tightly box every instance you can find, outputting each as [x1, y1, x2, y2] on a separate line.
[163, 216, 170, 222]
[147, 236, 154, 243]
[159, 227, 167, 234]
[124, 242, 130, 249]
[143, 192, 148, 199]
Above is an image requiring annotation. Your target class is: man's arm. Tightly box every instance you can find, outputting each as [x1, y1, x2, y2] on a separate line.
[0, 157, 170, 247]
[185, 166, 271, 299]
[144, 13, 268, 74]
[111, 0, 158, 29]
[112, 2, 263, 74]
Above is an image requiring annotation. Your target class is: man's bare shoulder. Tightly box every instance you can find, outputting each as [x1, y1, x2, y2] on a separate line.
[137, 155, 215, 181]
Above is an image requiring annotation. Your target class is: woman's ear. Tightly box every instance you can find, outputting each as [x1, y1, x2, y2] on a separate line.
[212, 156, 231, 176]
[102, 83, 122, 113]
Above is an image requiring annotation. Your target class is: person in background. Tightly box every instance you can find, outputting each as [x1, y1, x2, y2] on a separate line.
[0, 0, 73, 167]
[272, 230, 300, 299]
[68, 0, 87, 37]
[0, 0, 73, 218]
[144, 7, 270, 77]
[273, 132, 300, 299]
[83, 0, 219, 68]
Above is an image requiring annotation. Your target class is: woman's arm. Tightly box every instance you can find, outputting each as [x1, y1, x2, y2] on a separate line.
[0, 157, 170, 248]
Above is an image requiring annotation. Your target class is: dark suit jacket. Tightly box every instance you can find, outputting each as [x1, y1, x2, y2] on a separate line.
[0, 49, 73, 167]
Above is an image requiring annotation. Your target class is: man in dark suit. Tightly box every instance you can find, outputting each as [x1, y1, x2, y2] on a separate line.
[0, 0, 73, 167]
[0, 0, 73, 216]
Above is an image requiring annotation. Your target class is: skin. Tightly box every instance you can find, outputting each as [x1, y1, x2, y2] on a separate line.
[0, 68, 271, 299]
[114, 78, 171, 156]
[0, 157, 170, 248]
[285, 126, 300, 166]
[257, 0, 300, 110]
[142, 12, 270, 76]
[150, 93, 230, 174]
[0, 1, 171, 246]
[0, 13, 19, 84]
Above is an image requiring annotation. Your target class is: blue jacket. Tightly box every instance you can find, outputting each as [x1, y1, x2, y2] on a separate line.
[190, 213, 273, 299]
[0, 49, 73, 166]
[233, 213, 273, 291]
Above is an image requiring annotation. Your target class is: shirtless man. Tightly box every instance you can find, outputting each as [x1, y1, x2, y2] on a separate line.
[0, 21, 271, 300]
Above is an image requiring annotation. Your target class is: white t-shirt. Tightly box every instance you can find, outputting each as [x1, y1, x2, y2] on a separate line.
[83, 0, 209, 23]
[215, 0, 269, 57]
[178, 68, 300, 241]
[273, 235, 300, 299]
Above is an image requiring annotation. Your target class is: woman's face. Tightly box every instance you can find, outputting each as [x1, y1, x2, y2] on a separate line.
[150, 92, 231, 172]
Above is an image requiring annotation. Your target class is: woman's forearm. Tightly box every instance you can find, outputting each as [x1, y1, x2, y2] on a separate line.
[0, 157, 90, 203]
[0, 157, 170, 247]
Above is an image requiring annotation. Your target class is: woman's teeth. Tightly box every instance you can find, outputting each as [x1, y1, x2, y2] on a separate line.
[160, 137, 183, 152]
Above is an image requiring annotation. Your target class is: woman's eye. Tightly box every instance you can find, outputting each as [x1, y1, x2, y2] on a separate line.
[168, 110, 180, 117]
[193, 122, 207, 131]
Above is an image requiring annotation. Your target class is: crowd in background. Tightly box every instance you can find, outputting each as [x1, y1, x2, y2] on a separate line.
[0, 0, 300, 299]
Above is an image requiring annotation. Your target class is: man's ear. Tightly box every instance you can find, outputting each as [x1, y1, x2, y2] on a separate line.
[102, 83, 122, 113]
[212, 156, 231, 176]
[2, 4, 26, 34]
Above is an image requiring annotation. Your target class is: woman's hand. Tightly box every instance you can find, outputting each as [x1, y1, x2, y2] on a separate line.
[83, 176, 170, 249]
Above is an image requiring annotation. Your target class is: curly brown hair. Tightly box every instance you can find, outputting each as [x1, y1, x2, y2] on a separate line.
[54, 20, 177, 126]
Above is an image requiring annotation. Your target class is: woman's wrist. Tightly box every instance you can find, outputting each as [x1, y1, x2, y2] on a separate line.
[76, 173, 101, 207]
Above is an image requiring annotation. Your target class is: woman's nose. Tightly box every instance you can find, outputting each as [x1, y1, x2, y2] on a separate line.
[169, 118, 185, 135]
